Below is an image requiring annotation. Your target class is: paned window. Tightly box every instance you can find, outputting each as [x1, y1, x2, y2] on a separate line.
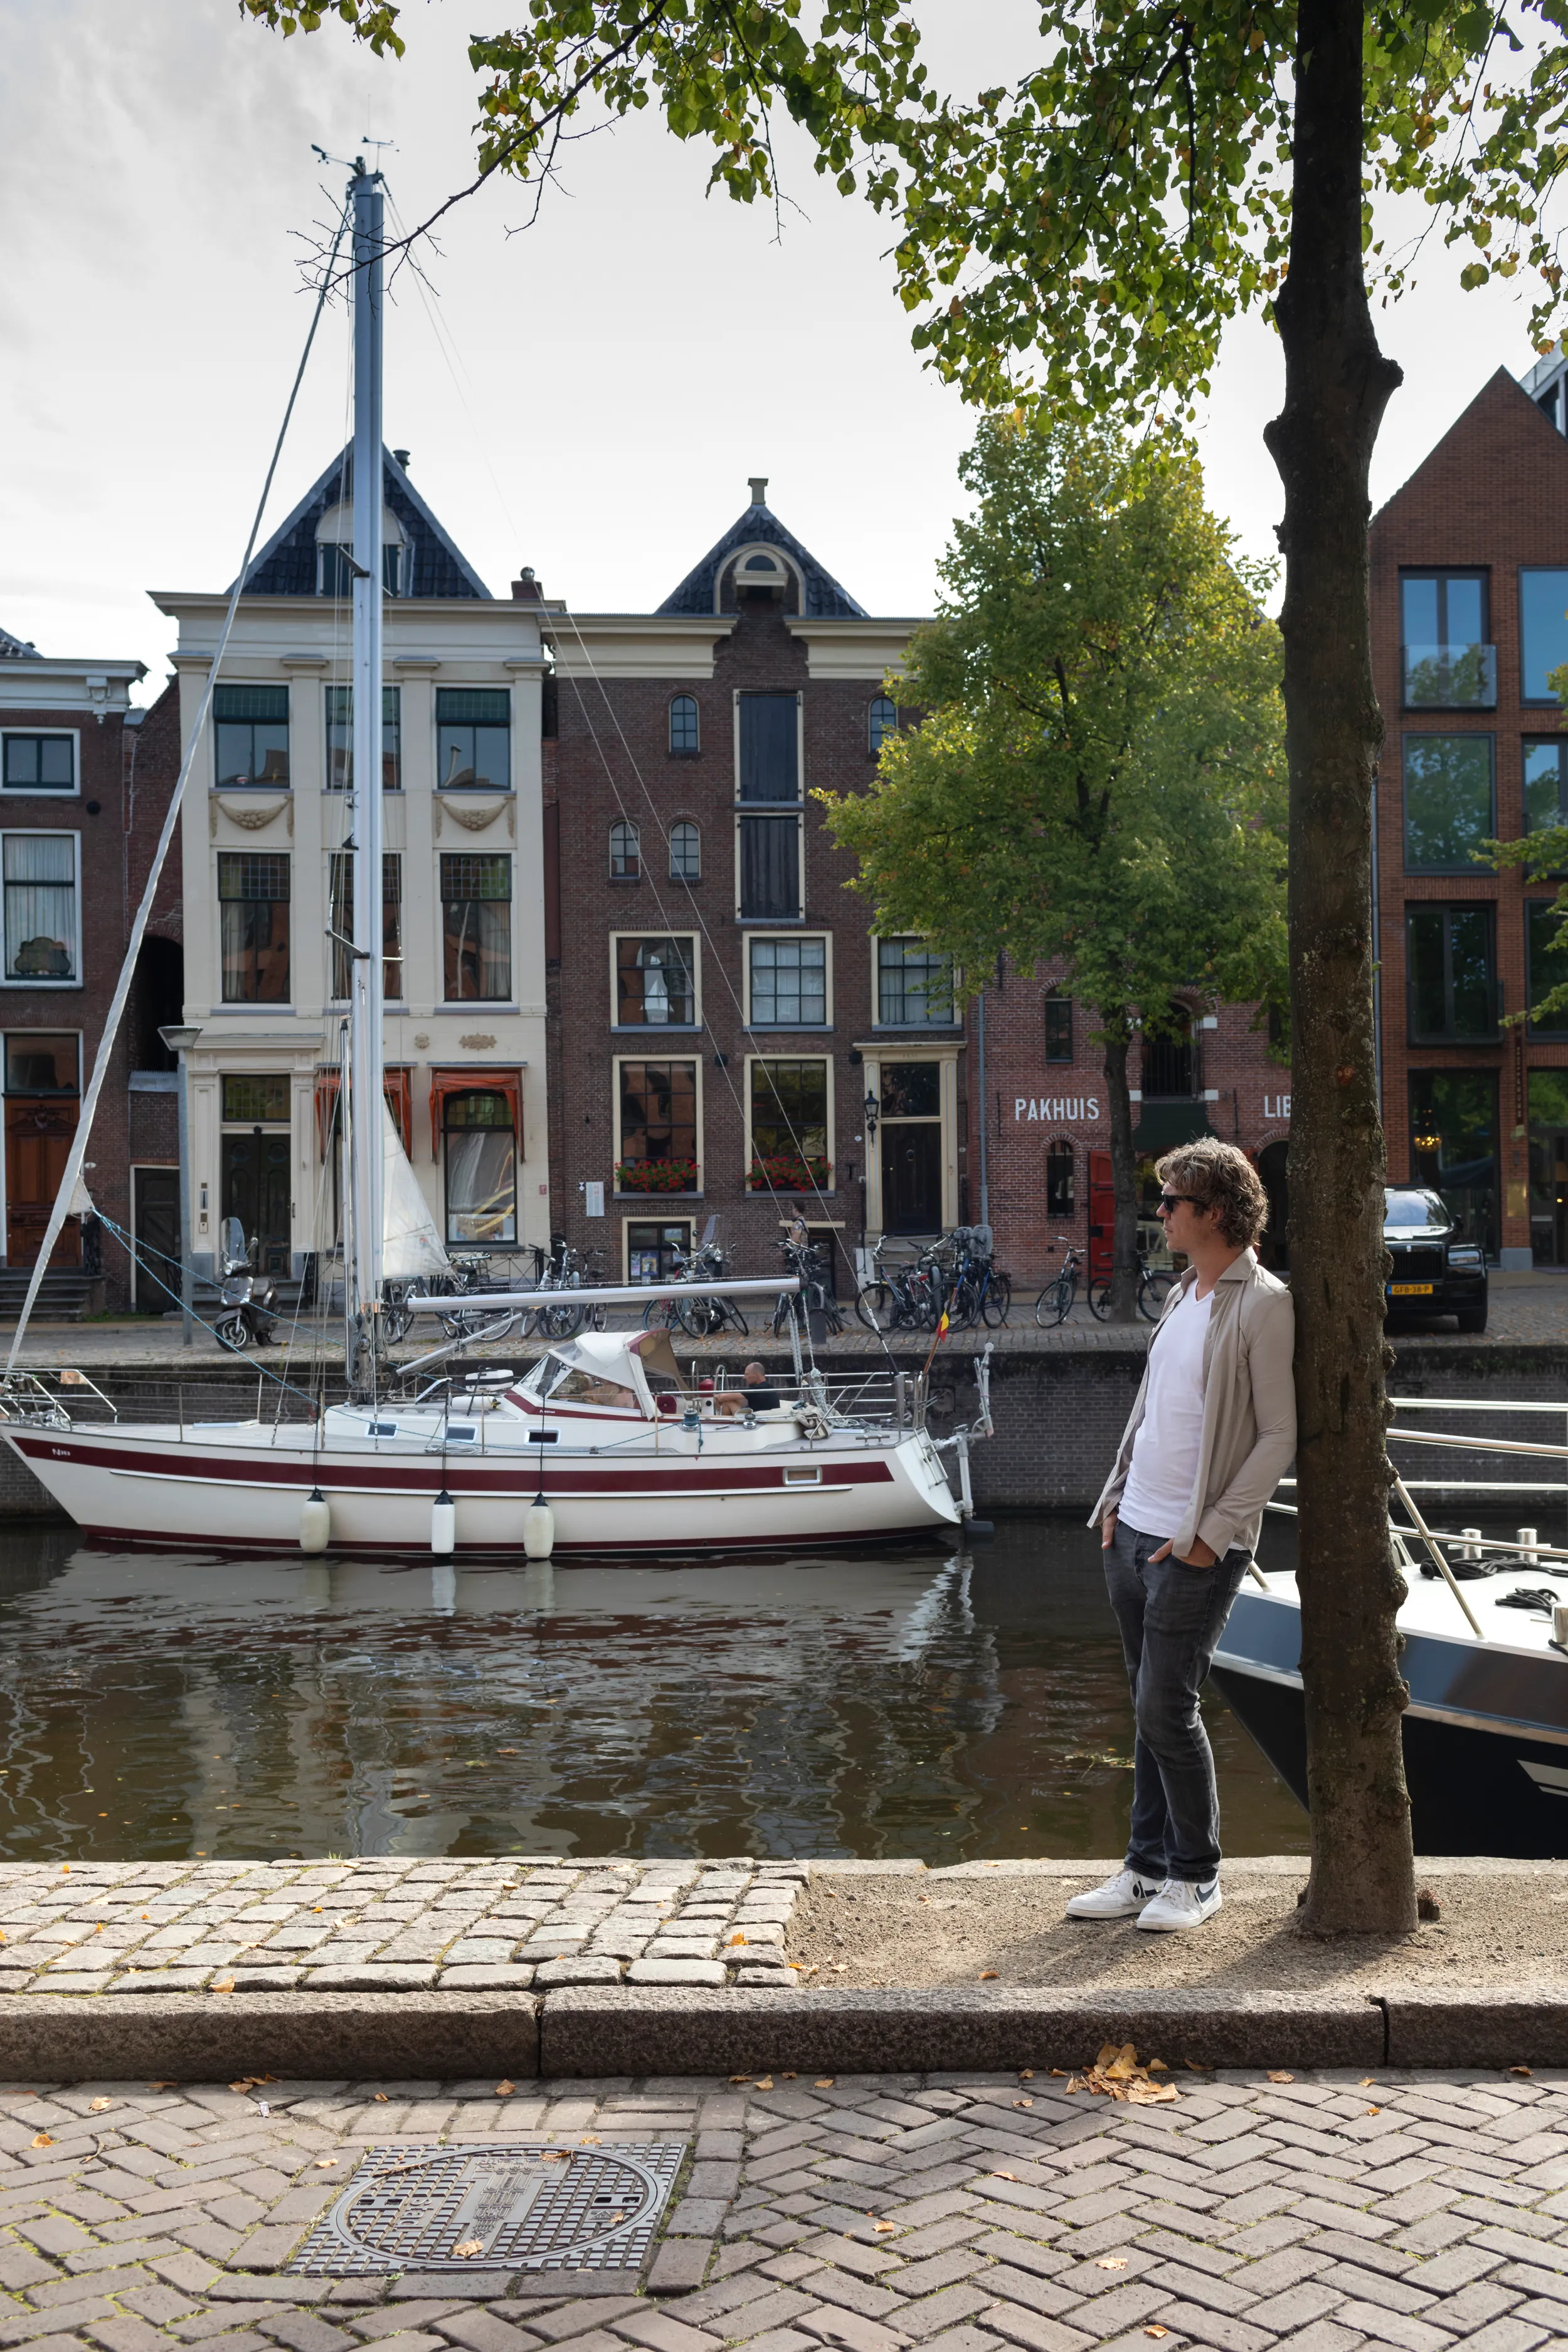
[738, 814, 799, 918]
[616, 936, 696, 1026]
[1046, 1139, 1076, 1219]
[1400, 573, 1493, 706]
[329, 852, 403, 1000]
[4, 1034, 77, 1092]
[1525, 739, 1568, 855]
[627, 1218, 694, 1281]
[218, 852, 290, 1004]
[214, 685, 289, 790]
[737, 694, 800, 801]
[869, 696, 897, 754]
[443, 1091, 516, 1244]
[1406, 903, 1498, 1042]
[1409, 1069, 1497, 1255]
[441, 854, 511, 1001]
[1045, 993, 1074, 1063]
[750, 935, 827, 1025]
[669, 822, 701, 881]
[2, 836, 77, 983]
[1402, 734, 1495, 871]
[748, 1058, 830, 1190]
[877, 937, 955, 1025]
[617, 1061, 699, 1190]
[3, 736, 74, 792]
[325, 686, 401, 790]
[669, 696, 699, 755]
[1527, 899, 1568, 1036]
[1142, 1010, 1195, 1097]
[1521, 569, 1568, 701]
[610, 820, 640, 880]
[436, 688, 510, 790]
[221, 1074, 289, 1123]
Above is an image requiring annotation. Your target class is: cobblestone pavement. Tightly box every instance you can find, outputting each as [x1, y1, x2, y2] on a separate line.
[0, 1862, 806, 1998]
[1, 2064, 1567, 2352]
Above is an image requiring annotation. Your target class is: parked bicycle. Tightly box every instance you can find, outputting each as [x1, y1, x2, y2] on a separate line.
[854, 1234, 940, 1332]
[1034, 1239, 1089, 1327]
[641, 1221, 748, 1338]
[1086, 1252, 1179, 1323]
[526, 1241, 609, 1340]
[945, 1225, 1011, 1330]
[774, 1222, 844, 1336]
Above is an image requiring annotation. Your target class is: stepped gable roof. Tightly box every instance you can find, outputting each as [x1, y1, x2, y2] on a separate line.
[235, 445, 490, 598]
[657, 494, 866, 618]
[0, 626, 40, 659]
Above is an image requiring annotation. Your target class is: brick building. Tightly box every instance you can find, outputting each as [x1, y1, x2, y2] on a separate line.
[543, 482, 955, 1285]
[1369, 363, 1568, 1268]
[0, 625, 184, 1311]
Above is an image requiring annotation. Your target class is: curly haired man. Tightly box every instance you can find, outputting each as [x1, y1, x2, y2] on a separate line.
[1072, 1138, 1296, 1932]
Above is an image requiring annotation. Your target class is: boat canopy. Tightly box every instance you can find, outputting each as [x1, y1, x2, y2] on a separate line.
[524, 1327, 684, 1414]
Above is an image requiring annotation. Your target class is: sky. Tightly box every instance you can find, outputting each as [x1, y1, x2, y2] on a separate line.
[0, 0, 1557, 701]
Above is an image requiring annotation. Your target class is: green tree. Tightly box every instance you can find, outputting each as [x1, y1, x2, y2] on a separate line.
[245, 0, 1568, 1931]
[822, 411, 1286, 1317]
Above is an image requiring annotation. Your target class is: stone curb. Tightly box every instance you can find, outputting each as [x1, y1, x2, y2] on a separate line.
[0, 1989, 541, 2080]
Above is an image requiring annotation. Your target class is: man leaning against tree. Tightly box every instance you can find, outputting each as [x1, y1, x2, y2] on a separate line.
[1072, 1140, 1296, 1932]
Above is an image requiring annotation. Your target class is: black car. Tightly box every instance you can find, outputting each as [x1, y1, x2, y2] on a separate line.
[1382, 1186, 1488, 1332]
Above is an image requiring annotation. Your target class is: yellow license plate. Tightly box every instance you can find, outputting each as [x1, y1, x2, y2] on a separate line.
[1388, 1282, 1434, 1296]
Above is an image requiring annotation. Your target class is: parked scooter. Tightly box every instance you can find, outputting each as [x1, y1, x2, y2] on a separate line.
[213, 1217, 279, 1351]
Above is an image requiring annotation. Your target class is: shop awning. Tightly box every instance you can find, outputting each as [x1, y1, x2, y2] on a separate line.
[428, 1067, 524, 1162]
[315, 1066, 413, 1158]
[1131, 1101, 1216, 1157]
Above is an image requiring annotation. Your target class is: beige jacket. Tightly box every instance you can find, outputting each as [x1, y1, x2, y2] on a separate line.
[1088, 1248, 1296, 1562]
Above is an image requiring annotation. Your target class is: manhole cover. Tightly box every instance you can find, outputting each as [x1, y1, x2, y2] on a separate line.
[287, 2141, 687, 2279]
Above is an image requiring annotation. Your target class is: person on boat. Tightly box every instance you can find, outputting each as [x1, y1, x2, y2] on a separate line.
[715, 1362, 785, 1415]
[1072, 1138, 1296, 1934]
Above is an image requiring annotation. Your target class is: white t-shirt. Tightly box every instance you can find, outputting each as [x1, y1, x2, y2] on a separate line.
[1117, 1280, 1213, 1542]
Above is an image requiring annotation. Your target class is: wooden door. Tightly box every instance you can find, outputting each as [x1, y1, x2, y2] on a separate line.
[6, 1099, 80, 1267]
[881, 1126, 942, 1235]
[221, 1131, 291, 1275]
[1088, 1149, 1114, 1281]
[132, 1168, 179, 1306]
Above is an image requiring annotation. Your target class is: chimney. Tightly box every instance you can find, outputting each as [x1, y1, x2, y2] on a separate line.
[512, 565, 543, 603]
[393, 448, 411, 472]
[748, 476, 768, 507]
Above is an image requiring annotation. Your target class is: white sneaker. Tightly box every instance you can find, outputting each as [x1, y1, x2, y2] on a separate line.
[1136, 1877, 1222, 1931]
[1065, 1868, 1164, 1920]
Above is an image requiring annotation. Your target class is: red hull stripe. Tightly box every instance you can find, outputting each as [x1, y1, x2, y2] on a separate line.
[70, 1519, 941, 1556]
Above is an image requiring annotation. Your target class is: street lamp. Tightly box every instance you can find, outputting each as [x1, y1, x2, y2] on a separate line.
[864, 1086, 881, 1142]
[158, 1025, 201, 1348]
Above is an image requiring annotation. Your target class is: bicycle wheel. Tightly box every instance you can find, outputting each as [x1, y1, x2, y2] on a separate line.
[1139, 1269, 1177, 1321]
[982, 1273, 1012, 1327]
[723, 1299, 750, 1336]
[1034, 1277, 1067, 1327]
[641, 1296, 673, 1330]
[948, 1277, 980, 1332]
[1087, 1277, 1113, 1321]
[772, 1293, 800, 1337]
[541, 1300, 584, 1340]
[675, 1296, 719, 1339]
[855, 1282, 896, 1332]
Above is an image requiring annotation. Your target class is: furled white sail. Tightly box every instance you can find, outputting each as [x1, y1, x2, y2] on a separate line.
[381, 1100, 447, 1281]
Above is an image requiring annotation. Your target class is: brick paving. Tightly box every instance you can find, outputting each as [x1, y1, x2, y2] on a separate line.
[0, 2065, 1566, 2352]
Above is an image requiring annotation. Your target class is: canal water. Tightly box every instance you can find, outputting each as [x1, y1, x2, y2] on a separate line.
[0, 1513, 1308, 1865]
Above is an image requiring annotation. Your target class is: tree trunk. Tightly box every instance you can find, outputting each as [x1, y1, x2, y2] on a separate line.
[1262, 0, 1414, 1932]
[1099, 1014, 1140, 1322]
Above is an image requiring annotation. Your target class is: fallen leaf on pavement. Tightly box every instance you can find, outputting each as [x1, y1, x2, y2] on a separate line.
[815, 2079, 835, 2089]
[728, 2074, 753, 2084]
[88, 2099, 112, 2113]
[494, 2080, 515, 2097]
[730, 1933, 748, 1946]
[1094, 2256, 1127, 2271]
[452, 2240, 485, 2259]
[314, 2158, 339, 2168]
[873, 2222, 897, 2235]
[991, 2171, 1019, 2181]
[373, 2093, 389, 2103]
[1359, 2077, 1375, 2089]
[754, 2077, 775, 2091]
[1013, 2098, 1033, 2109]
[978, 1971, 999, 1981]
[1511, 2065, 1533, 2077]
[580, 2135, 601, 2146]
[1267, 2071, 1294, 2084]
[1145, 2329, 1170, 2340]
[29, 2134, 51, 2149]
[1367, 2107, 1381, 2116]
[212, 1979, 235, 1994]
[1064, 2045, 1180, 2104]
[149, 2080, 177, 2090]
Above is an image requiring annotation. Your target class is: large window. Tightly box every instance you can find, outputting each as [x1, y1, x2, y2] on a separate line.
[441, 854, 511, 1001]
[1406, 903, 1498, 1042]
[737, 694, 800, 801]
[436, 688, 510, 790]
[222, 1074, 289, 1123]
[1402, 734, 1495, 872]
[329, 852, 403, 1000]
[213, 686, 289, 790]
[748, 1058, 830, 1192]
[610, 820, 641, 881]
[325, 686, 401, 791]
[218, 852, 290, 1004]
[3, 736, 74, 793]
[669, 696, 699, 755]
[877, 937, 955, 1025]
[750, 935, 827, 1027]
[1521, 569, 1568, 702]
[1527, 899, 1568, 1036]
[4, 1034, 77, 1093]
[627, 1217, 694, 1281]
[1142, 1009, 1196, 1096]
[669, 822, 701, 882]
[3, 836, 78, 984]
[616, 1061, 699, 1192]
[1045, 993, 1074, 1064]
[1399, 572, 1493, 707]
[443, 1091, 516, 1244]
[1409, 1069, 1497, 1255]
[737, 694, 801, 919]
[869, 697, 897, 754]
[1046, 1138, 1076, 1219]
[615, 936, 696, 1027]
[739, 815, 800, 918]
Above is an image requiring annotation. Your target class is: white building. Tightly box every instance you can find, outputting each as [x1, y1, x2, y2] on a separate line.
[154, 446, 550, 1283]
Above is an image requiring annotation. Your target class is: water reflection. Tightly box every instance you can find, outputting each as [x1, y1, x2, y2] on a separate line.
[0, 1515, 1307, 1863]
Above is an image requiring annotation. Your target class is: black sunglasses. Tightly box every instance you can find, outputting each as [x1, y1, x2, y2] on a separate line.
[1155, 1191, 1202, 1212]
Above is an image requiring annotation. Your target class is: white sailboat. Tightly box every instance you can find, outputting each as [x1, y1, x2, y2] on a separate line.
[0, 161, 977, 1559]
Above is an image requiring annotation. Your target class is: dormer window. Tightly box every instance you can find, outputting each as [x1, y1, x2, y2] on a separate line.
[314, 501, 407, 598]
[720, 543, 800, 613]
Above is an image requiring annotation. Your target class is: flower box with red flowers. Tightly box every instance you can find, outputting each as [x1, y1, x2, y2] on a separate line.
[746, 1154, 832, 1194]
[614, 1157, 700, 1195]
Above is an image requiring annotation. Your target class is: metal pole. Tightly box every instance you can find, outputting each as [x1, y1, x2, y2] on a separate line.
[349, 160, 386, 1379]
[975, 983, 989, 1229]
[159, 1024, 201, 1348]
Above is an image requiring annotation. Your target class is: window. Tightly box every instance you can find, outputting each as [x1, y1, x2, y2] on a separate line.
[615, 936, 696, 1026]
[436, 688, 511, 790]
[877, 937, 955, 1025]
[1527, 899, 1568, 1035]
[610, 820, 640, 881]
[1522, 569, 1568, 701]
[737, 694, 800, 802]
[222, 1074, 289, 1123]
[669, 822, 701, 882]
[627, 1218, 694, 1282]
[318, 541, 404, 598]
[218, 852, 290, 1004]
[669, 696, 699, 755]
[1406, 903, 1498, 1042]
[441, 854, 511, 1001]
[1400, 573, 1493, 707]
[748, 1058, 830, 1191]
[1142, 1010, 1195, 1096]
[1525, 739, 1568, 868]
[1046, 1138, 1076, 1219]
[750, 935, 827, 1027]
[3, 736, 74, 793]
[1045, 993, 1074, 1063]
[738, 815, 800, 918]
[4, 1034, 77, 1093]
[617, 1061, 699, 1191]
[213, 686, 289, 790]
[1402, 734, 1494, 872]
[2, 837, 78, 984]
[869, 697, 897, 754]
[329, 852, 403, 1000]
[325, 686, 401, 791]
[443, 1091, 516, 1243]
[1409, 1069, 1497, 1256]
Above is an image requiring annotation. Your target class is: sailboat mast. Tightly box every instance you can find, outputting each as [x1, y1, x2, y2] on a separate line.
[349, 161, 386, 1347]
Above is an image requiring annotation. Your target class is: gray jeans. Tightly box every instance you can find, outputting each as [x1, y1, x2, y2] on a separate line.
[1104, 1518, 1249, 1884]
